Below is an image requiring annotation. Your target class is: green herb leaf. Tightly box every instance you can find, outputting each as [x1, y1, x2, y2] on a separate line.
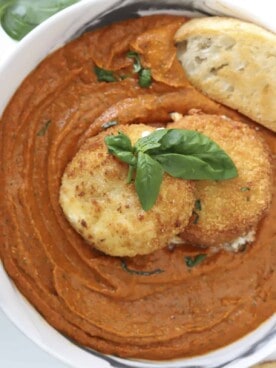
[121, 260, 164, 276]
[37, 120, 51, 136]
[0, 1, 13, 16]
[101, 120, 118, 130]
[152, 129, 238, 180]
[94, 66, 117, 82]
[127, 51, 142, 73]
[135, 152, 163, 211]
[104, 132, 136, 166]
[0, 0, 79, 41]
[104, 128, 238, 211]
[154, 153, 213, 180]
[138, 68, 152, 88]
[126, 50, 152, 88]
[195, 199, 201, 211]
[126, 165, 135, 184]
[185, 254, 207, 268]
[134, 129, 167, 153]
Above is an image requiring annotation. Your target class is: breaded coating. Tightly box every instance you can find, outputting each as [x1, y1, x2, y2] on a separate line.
[168, 114, 273, 247]
[59, 124, 195, 257]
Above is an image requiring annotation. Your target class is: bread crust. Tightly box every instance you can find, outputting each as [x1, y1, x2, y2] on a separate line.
[175, 17, 276, 132]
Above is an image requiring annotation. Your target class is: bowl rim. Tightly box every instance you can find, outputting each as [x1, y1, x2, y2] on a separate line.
[0, 1, 275, 367]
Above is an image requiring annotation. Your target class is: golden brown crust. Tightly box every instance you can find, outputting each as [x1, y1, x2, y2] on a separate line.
[60, 124, 195, 256]
[168, 113, 273, 247]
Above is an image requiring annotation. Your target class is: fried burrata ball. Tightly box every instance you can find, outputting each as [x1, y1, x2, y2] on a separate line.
[168, 113, 273, 247]
[59, 124, 195, 257]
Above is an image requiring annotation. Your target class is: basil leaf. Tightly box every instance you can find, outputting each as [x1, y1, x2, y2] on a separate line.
[134, 129, 167, 153]
[101, 120, 118, 130]
[154, 153, 232, 180]
[105, 131, 132, 151]
[185, 254, 207, 268]
[127, 51, 152, 88]
[121, 260, 164, 276]
[94, 66, 117, 82]
[138, 68, 152, 88]
[159, 129, 224, 155]
[104, 128, 238, 211]
[104, 132, 136, 165]
[135, 152, 163, 211]
[37, 120, 51, 136]
[1, 0, 79, 40]
[195, 199, 201, 211]
[127, 51, 142, 73]
[126, 165, 135, 184]
[0, 1, 13, 16]
[153, 129, 238, 180]
[108, 150, 136, 166]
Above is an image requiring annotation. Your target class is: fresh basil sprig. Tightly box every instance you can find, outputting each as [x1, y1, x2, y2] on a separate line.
[0, 0, 79, 41]
[105, 129, 238, 211]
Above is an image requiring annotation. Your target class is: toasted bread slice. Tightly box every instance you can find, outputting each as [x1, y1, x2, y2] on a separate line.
[175, 17, 276, 132]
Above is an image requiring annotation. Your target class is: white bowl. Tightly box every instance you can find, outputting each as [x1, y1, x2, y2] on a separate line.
[0, 1, 275, 367]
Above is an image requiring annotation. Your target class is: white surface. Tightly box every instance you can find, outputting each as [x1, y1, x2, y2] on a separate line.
[0, 0, 275, 367]
[0, 307, 68, 368]
[1, 305, 275, 368]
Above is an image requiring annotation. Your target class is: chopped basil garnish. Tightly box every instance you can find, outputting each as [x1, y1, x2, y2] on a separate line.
[37, 120, 51, 136]
[138, 68, 152, 88]
[121, 260, 164, 276]
[193, 199, 201, 224]
[127, 51, 142, 73]
[94, 66, 117, 82]
[195, 199, 202, 211]
[102, 120, 118, 130]
[127, 50, 152, 88]
[105, 129, 238, 211]
[185, 254, 207, 268]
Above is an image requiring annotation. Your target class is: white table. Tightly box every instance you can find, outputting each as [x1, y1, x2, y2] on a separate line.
[0, 308, 68, 368]
[0, 1, 275, 367]
[1, 304, 275, 367]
